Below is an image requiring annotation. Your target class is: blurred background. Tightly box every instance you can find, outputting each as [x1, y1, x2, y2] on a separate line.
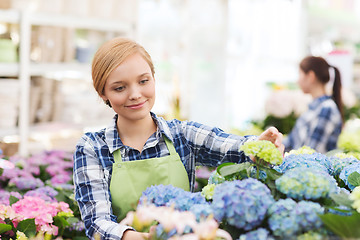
[0, 0, 360, 156]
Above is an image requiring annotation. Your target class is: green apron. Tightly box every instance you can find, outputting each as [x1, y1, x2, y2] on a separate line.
[109, 136, 190, 221]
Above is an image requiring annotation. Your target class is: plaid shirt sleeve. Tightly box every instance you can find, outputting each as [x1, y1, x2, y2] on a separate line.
[73, 134, 133, 240]
[179, 120, 257, 166]
[306, 106, 340, 153]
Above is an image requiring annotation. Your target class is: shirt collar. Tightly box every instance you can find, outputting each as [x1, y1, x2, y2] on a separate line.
[308, 95, 331, 110]
[105, 112, 174, 153]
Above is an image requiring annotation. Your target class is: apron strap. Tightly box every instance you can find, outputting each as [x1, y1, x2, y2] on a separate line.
[113, 135, 176, 163]
[113, 148, 122, 163]
[163, 136, 177, 155]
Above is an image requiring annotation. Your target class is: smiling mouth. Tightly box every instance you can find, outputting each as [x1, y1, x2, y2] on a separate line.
[126, 101, 146, 109]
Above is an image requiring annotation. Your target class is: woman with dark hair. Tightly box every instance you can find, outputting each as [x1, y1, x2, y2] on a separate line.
[283, 56, 343, 153]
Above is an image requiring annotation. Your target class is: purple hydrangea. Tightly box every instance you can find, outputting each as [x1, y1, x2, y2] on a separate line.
[211, 179, 274, 231]
[274, 153, 333, 175]
[0, 190, 22, 205]
[68, 220, 85, 232]
[267, 199, 324, 238]
[275, 167, 338, 200]
[238, 228, 274, 240]
[8, 176, 44, 190]
[24, 186, 58, 202]
[339, 162, 360, 190]
[138, 184, 207, 211]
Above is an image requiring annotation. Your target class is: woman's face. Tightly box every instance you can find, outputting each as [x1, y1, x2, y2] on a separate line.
[297, 69, 312, 94]
[101, 53, 155, 123]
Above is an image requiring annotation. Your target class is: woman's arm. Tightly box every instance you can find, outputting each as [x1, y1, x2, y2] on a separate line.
[73, 135, 133, 240]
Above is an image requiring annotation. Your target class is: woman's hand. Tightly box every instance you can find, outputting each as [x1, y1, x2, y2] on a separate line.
[258, 126, 285, 156]
[122, 230, 150, 240]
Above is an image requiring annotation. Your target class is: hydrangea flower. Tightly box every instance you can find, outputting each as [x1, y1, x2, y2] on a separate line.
[249, 166, 267, 181]
[296, 231, 325, 240]
[274, 153, 333, 175]
[211, 179, 274, 231]
[285, 146, 316, 156]
[337, 131, 360, 153]
[189, 204, 213, 222]
[24, 186, 58, 202]
[138, 184, 207, 211]
[267, 199, 324, 238]
[8, 176, 44, 190]
[349, 186, 360, 213]
[11, 196, 73, 235]
[0, 190, 22, 205]
[328, 205, 353, 216]
[275, 167, 338, 200]
[339, 162, 360, 190]
[208, 170, 225, 185]
[201, 184, 216, 200]
[328, 155, 358, 177]
[238, 228, 274, 240]
[239, 140, 283, 165]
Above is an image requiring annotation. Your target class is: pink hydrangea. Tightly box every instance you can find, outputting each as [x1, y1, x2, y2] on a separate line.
[10, 196, 73, 234]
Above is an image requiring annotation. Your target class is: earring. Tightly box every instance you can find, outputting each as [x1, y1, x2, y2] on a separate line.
[105, 100, 112, 108]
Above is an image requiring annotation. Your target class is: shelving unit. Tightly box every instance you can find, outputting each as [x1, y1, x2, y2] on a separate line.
[0, 8, 135, 156]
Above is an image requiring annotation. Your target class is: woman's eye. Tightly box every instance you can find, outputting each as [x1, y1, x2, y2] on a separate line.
[115, 86, 125, 91]
[140, 79, 148, 84]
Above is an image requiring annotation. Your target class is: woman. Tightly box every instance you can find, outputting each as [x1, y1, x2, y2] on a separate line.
[73, 37, 284, 240]
[283, 56, 343, 153]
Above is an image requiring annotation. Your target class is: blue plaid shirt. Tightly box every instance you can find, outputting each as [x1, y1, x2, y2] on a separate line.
[73, 112, 255, 240]
[283, 95, 342, 153]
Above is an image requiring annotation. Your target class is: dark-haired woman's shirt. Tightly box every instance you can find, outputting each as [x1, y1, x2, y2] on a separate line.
[283, 95, 342, 153]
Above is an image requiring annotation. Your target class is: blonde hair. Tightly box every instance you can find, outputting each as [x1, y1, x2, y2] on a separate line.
[92, 37, 155, 97]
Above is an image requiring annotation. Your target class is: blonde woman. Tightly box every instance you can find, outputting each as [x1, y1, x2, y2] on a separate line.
[73, 37, 284, 240]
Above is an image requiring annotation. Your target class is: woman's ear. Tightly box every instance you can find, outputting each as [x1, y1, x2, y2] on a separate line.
[307, 70, 317, 83]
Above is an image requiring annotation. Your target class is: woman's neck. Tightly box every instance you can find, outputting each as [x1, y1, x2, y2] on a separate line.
[116, 114, 157, 151]
[310, 84, 326, 99]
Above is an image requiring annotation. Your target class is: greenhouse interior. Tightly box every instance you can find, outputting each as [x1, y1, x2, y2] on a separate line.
[1, 0, 360, 239]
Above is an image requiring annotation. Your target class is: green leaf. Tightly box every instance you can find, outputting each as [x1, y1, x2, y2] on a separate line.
[0, 223, 12, 234]
[320, 211, 360, 238]
[260, 166, 283, 181]
[0, 168, 3, 176]
[330, 191, 354, 208]
[9, 195, 19, 205]
[16, 219, 37, 237]
[217, 162, 253, 179]
[348, 171, 360, 187]
[216, 162, 236, 175]
[53, 215, 71, 236]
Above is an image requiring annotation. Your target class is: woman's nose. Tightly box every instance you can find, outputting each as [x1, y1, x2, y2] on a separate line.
[129, 86, 141, 100]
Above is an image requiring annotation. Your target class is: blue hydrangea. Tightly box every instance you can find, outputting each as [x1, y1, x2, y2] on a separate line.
[249, 166, 267, 181]
[189, 203, 213, 222]
[211, 179, 274, 231]
[208, 170, 225, 185]
[328, 155, 359, 177]
[267, 199, 324, 238]
[238, 228, 274, 240]
[339, 162, 360, 190]
[275, 167, 338, 200]
[328, 205, 353, 216]
[274, 153, 333, 175]
[138, 184, 207, 211]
